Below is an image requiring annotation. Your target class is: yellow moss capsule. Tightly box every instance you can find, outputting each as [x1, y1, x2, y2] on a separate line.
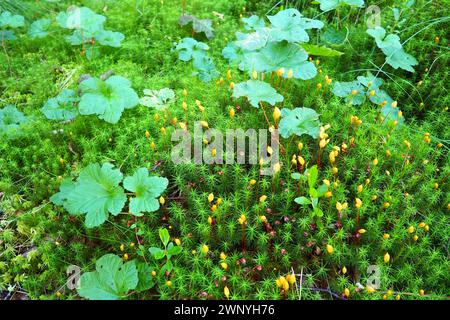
[182, 101, 188, 111]
[208, 193, 214, 203]
[358, 229, 366, 234]
[273, 107, 281, 122]
[373, 158, 378, 166]
[259, 195, 267, 203]
[201, 121, 209, 128]
[287, 69, 294, 79]
[166, 280, 172, 287]
[230, 82, 235, 90]
[357, 184, 363, 193]
[344, 288, 350, 298]
[326, 244, 334, 254]
[229, 108, 235, 118]
[366, 286, 376, 293]
[221, 262, 228, 270]
[383, 233, 390, 239]
[220, 252, 227, 260]
[207, 216, 213, 225]
[120, 244, 125, 252]
[252, 70, 258, 80]
[276, 68, 285, 77]
[259, 215, 267, 223]
[159, 196, 165, 205]
[151, 271, 156, 277]
[298, 156, 305, 166]
[384, 252, 390, 263]
[286, 273, 296, 285]
[223, 286, 230, 299]
[408, 226, 414, 233]
[175, 238, 181, 246]
[224, 286, 230, 299]
[355, 198, 362, 209]
[179, 122, 187, 131]
[227, 69, 232, 80]
[342, 266, 347, 274]
[123, 253, 129, 261]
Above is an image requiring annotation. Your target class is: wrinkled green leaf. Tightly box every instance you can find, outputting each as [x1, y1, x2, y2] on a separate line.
[28, 19, 52, 39]
[95, 29, 125, 47]
[367, 27, 417, 72]
[135, 262, 155, 292]
[51, 163, 127, 228]
[140, 88, 175, 110]
[0, 11, 25, 28]
[253, 42, 317, 80]
[233, 80, 283, 108]
[243, 15, 265, 31]
[267, 9, 323, 43]
[279, 107, 320, 139]
[175, 37, 209, 61]
[57, 6, 106, 33]
[179, 14, 214, 39]
[77, 254, 138, 300]
[317, 0, 364, 12]
[0, 105, 27, 138]
[123, 168, 168, 215]
[41, 89, 79, 121]
[78, 76, 139, 124]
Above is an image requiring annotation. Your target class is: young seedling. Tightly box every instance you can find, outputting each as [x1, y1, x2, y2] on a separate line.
[149, 228, 183, 277]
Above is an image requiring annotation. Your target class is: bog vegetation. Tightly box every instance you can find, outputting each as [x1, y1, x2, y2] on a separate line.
[0, 0, 449, 300]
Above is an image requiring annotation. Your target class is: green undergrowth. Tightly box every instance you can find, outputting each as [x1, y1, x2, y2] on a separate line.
[0, 0, 449, 300]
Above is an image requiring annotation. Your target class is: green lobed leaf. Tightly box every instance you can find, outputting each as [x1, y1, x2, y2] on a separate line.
[0, 11, 25, 28]
[0, 105, 27, 138]
[78, 76, 139, 124]
[232, 80, 283, 108]
[51, 163, 127, 228]
[123, 168, 169, 215]
[279, 107, 320, 139]
[41, 89, 79, 121]
[28, 18, 52, 39]
[140, 88, 175, 110]
[77, 254, 138, 300]
[242, 15, 265, 31]
[179, 14, 214, 39]
[267, 9, 323, 43]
